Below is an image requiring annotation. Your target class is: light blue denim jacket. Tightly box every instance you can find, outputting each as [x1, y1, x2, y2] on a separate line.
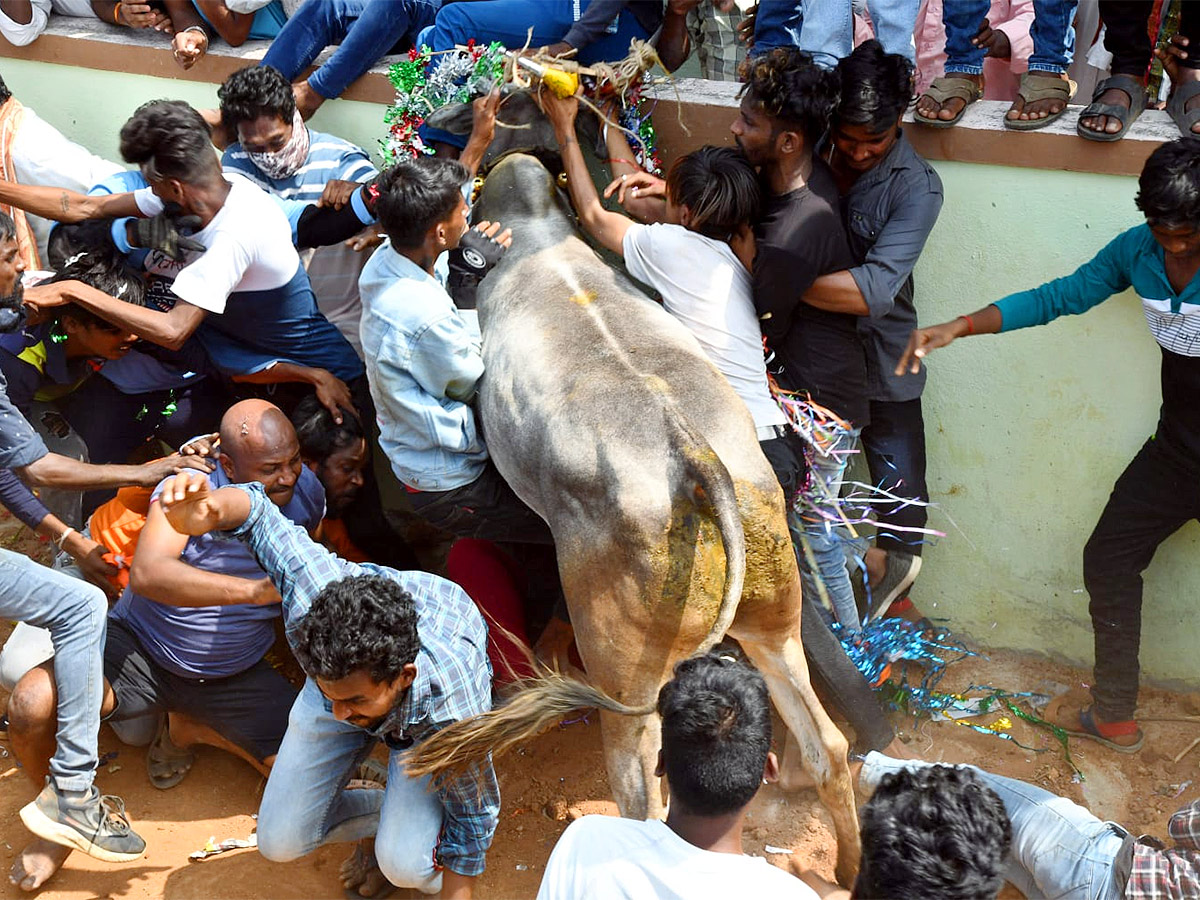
[359, 243, 489, 491]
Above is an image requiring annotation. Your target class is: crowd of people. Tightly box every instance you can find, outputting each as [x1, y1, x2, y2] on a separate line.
[0, 1, 1195, 898]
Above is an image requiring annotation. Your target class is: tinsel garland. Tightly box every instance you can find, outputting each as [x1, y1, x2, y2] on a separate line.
[836, 617, 1083, 777]
[382, 40, 508, 163]
[380, 41, 663, 174]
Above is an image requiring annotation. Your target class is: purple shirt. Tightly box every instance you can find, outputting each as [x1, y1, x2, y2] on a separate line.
[111, 464, 325, 679]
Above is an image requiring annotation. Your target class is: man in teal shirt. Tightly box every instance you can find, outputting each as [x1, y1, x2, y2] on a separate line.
[897, 137, 1200, 753]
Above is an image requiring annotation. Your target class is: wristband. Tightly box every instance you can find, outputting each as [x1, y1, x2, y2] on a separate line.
[112, 2, 122, 25]
[958, 314, 976, 335]
[183, 24, 209, 41]
[55, 527, 76, 550]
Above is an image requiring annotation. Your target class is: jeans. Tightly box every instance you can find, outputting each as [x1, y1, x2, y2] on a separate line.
[942, 0, 990, 74]
[1082, 436, 1200, 722]
[861, 397, 929, 557]
[0, 548, 107, 792]
[792, 427, 862, 631]
[862, 753, 1127, 900]
[427, 0, 651, 65]
[752, 0, 918, 67]
[263, 0, 441, 100]
[257, 678, 445, 893]
[1101, 1, 1200, 76]
[1028, 0, 1078, 74]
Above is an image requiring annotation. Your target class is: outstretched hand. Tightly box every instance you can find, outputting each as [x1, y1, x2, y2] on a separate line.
[603, 170, 666, 205]
[158, 471, 224, 536]
[894, 321, 966, 375]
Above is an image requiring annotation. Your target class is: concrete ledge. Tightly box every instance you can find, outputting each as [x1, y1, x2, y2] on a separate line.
[647, 77, 1176, 177]
[0, 16, 399, 104]
[3, 22, 1177, 176]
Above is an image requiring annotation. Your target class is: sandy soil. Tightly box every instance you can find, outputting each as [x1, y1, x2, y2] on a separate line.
[1, 507, 1198, 900]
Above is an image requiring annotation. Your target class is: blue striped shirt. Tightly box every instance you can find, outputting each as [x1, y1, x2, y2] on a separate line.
[222, 130, 377, 202]
[227, 481, 499, 876]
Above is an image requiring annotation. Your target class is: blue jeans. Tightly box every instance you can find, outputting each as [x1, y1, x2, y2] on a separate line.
[0, 548, 107, 792]
[262, 0, 441, 100]
[942, 0, 991, 74]
[753, 0, 919, 68]
[257, 678, 445, 893]
[862, 753, 1127, 900]
[427, 0, 651, 65]
[861, 398, 928, 557]
[1029, 0, 1078, 74]
[792, 427, 862, 631]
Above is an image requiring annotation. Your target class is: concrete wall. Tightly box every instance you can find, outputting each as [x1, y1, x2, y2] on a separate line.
[2, 56, 1193, 687]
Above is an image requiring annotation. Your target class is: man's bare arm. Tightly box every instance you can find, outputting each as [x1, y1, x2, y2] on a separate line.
[0, 180, 140, 223]
[25, 280, 207, 351]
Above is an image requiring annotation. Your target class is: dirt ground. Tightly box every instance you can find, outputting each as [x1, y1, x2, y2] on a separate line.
[1, 511, 1199, 900]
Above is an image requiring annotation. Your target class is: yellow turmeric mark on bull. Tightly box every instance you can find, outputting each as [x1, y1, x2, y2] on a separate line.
[568, 289, 597, 307]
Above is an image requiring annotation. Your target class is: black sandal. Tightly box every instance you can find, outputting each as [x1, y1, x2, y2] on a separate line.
[1076, 73, 1147, 142]
[1168, 79, 1200, 136]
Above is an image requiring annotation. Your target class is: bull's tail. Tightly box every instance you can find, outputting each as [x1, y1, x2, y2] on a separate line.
[660, 397, 747, 657]
[403, 672, 656, 780]
[404, 402, 748, 784]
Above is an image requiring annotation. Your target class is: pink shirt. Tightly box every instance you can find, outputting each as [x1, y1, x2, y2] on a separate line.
[855, 0, 1034, 101]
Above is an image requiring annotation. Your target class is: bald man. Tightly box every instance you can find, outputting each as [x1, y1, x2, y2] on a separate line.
[5, 400, 325, 891]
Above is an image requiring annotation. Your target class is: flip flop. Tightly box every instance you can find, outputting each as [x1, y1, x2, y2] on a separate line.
[1004, 72, 1076, 131]
[914, 76, 983, 129]
[1063, 705, 1144, 754]
[1077, 74, 1147, 142]
[146, 717, 195, 790]
[1168, 79, 1200, 137]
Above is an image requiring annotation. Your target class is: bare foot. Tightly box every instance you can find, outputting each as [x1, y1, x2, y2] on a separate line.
[293, 80, 326, 121]
[915, 73, 982, 122]
[863, 546, 886, 587]
[9, 839, 71, 892]
[340, 839, 392, 898]
[1079, 85, 1134, 135]
[1007, 73, 1070, 121]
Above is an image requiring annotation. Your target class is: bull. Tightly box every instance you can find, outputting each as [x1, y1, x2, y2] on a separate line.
[408, 99, 861, 883]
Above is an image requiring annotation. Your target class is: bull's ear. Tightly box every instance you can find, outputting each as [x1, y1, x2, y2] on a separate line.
[425, 102, 476, 135]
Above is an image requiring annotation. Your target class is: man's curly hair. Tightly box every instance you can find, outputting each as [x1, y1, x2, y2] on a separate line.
[218, 64, 297, 132]
[855, 765, 1012, 900]
[738, 48, 841, 146]
[293, 575, 420, 684]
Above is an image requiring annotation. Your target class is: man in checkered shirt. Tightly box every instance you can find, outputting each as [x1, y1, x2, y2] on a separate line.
[860, 753, 1200, 900]
[156, 470, 498, 899]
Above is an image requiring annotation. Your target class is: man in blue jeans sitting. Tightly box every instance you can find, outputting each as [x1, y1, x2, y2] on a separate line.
[262, 0, 441, 120]
[156, 468, 498, 899]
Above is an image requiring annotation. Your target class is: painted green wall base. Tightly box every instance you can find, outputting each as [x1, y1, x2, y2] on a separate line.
[3, 57, 1193, 687]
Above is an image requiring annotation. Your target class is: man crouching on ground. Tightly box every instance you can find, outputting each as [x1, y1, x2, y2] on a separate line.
[157, 469, 496, 899]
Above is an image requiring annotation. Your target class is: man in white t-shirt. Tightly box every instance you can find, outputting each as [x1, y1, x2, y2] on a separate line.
[0, 100, 364, 420]
[542, 91, 805, 500]
[537, 650, 819, 900]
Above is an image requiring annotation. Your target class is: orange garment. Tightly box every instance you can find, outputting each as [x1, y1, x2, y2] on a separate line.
[0, 97, 42, 271]
[314, 517, 369, 564]
[87, 485, 153, 591]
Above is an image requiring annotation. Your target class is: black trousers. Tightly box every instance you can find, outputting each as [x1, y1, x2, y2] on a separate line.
[1102, 0, 1200, 76]
[861, 398, 930, 557]
[1083, 435, 1200, 721]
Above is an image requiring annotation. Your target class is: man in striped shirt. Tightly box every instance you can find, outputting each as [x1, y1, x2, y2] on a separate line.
[218, 65, 376, 357]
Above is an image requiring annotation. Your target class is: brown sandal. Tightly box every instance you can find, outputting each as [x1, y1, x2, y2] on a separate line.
[1004, 72, 1075, 131]
[914, 76, 983, 128]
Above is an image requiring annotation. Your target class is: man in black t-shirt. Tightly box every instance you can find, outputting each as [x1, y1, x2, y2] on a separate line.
[729, 49, 890, 754]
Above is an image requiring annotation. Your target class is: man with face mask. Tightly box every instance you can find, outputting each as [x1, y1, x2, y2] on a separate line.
[5, 399, 323, 889]
[218, 64, 378, 357]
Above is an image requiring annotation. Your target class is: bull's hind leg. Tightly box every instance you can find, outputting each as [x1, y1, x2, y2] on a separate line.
[739, 633, 861, 886]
